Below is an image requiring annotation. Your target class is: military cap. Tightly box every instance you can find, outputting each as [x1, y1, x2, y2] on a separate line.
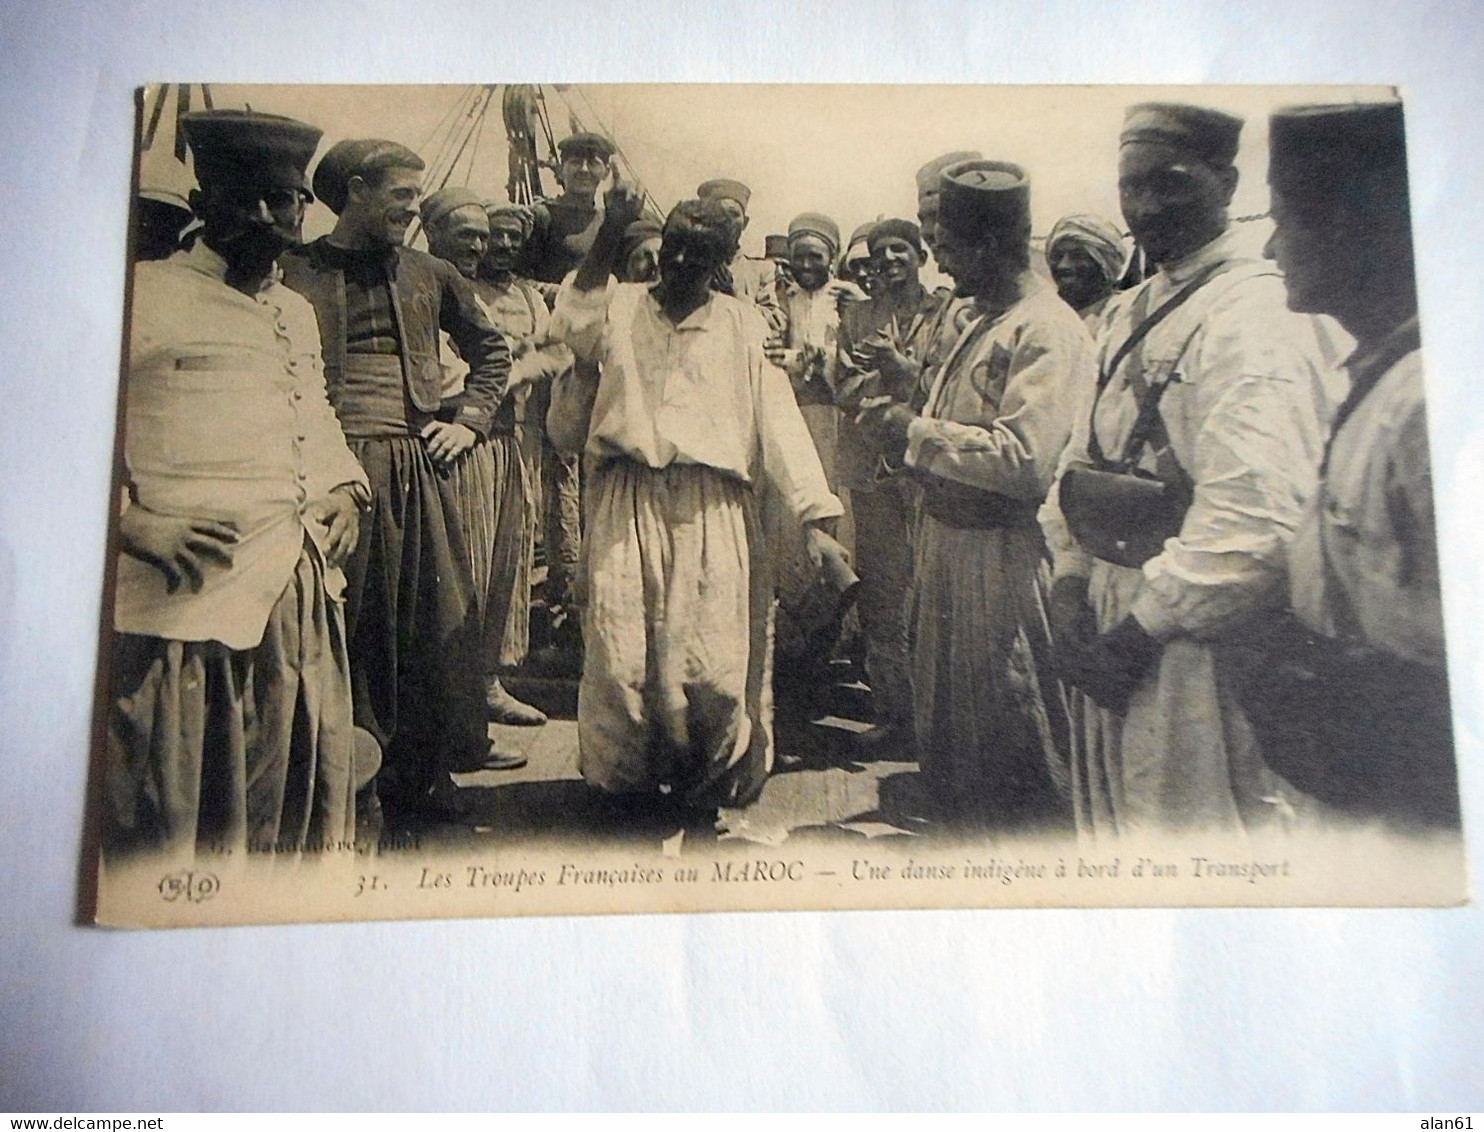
[937, 160, 1030, 240]
[787, 211, 842, 258]
[1120, 103, 1244, 167]
[697, 178, 752, 210]
[311, 139, 425, 215]
[556, 132, 616, 160]
[1268, 101, 1407, 201]
[180, 109, 321, 197]
[867, 217, 923, 255]
[421, 186, 487, 230]
[916, 150, 983, 200]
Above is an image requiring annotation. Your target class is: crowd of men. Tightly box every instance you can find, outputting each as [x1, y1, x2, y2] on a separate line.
[103, 96, 1461, 863]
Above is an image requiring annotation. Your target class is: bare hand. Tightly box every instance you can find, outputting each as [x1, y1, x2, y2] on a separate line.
[602, 178, 645, 232]
[854, 397, 915, 458]
[804, 523, 834, 571]
[305, 487, 362, 569]
[828, 278, 870, 314]
[858, 332, 911, 383]
[420, 421, 479, 468]
[118, 506, 237, 593]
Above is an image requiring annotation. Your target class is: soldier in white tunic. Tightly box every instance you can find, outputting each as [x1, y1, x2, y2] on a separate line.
[1040, 104, 1338, 838]
[1264, 100, 1459, 831]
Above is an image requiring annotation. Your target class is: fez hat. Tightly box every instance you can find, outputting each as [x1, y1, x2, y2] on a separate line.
[1268, 101, 1407, 201]
[787, 211, 842, 258]
[697, 178, 752, 210]
[180, 109, 321, 198]
[867, 217, 923, 256]
[1120, 103, 1243, 167]
[916, 150, 983, 200]
[937, 160, 1030, 239]
[421, 186, 487, 230]
[556, 131, 616, 160]
[618, 217, 664, 263]
[312, 139, 425, 215]
[764, 234, 790, 259]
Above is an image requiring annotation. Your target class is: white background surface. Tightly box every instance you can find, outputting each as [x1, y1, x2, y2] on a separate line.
[2, 0, 1481, 1112]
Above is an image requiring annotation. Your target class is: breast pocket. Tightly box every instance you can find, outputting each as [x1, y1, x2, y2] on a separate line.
[137, 369, 287, 474]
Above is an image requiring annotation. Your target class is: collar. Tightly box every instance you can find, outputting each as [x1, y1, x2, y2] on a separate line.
[178, 240, 283, 295]
[309, 236, 400, 276]
[1344, 314, 1422, 387]
[1159, 228, 1240, 286]
[646, 287, 720, 332]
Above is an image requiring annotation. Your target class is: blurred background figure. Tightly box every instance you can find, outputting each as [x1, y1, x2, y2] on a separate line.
[1045, 212, 1128, 326]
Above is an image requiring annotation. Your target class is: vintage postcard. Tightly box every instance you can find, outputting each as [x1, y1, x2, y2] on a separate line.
[89, 83, 1466, 927]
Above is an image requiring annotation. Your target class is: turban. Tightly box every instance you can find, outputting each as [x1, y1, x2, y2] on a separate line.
[787, 211, 841, 258]
[420, 186, 486, 231]
[1268, 101, 1407, 203]
[312, 138, 424, 215]
[486, 202, 534, 238]
[1121, 103, 1243, 168]
[1046, 213, 1127, 286]
[618, 217, 663, 264]
[916, 150, 982, 200]
[937, 160, 1030, 240]
[556, 132, 616, 161]
[180, 109, 321, 198]
[697, 178, 752, 210]
[867, 217, 923, 256]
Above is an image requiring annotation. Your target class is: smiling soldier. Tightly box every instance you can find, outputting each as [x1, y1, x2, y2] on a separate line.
[280, 139, 520, 824]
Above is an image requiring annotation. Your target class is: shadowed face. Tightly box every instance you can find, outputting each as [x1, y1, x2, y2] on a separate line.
[483, 215, 528, 275]
[1265, 187, 1345, 315]
[917, 198, 939, 255]
[193, 171, 309, 273]
[1118, 143, 1235, 266]
[1048, 242, 1109, 310]
[426, 204, 489, 279]
[658, 214, 729, 305]
[623, 236, 662, 284]
[788, 233, 833, 292]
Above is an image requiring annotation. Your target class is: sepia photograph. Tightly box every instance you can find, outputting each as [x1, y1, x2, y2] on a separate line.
[90, 81, 1466, 927]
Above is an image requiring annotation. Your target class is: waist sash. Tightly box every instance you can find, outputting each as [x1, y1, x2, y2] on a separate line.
[920, 481, 1037, 530]
[335, 355, 432, 439]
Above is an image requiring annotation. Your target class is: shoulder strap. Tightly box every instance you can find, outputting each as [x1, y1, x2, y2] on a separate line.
[1086, 259, 1238, 468]
[1097, 260, 1230, 393]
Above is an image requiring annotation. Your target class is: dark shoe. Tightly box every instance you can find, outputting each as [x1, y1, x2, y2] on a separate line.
[382, 785, 469, 827]
[486, 680, 548, 726]
[526, 643, 583, 679]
